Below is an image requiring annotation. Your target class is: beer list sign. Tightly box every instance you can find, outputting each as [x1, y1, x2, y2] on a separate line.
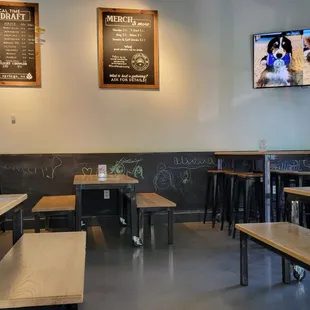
[0, 2, 41, 87]
[98, 8, 159, 89]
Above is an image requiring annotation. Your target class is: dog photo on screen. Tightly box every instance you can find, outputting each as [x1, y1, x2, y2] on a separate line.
[254, 31, 304, 88]
[303, 30, 310, 85]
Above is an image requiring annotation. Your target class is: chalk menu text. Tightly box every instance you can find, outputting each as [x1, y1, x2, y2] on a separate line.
[0, 2, 41, 87]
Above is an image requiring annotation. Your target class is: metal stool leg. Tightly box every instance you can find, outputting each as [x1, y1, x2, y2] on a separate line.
[203, 175, 212, 224]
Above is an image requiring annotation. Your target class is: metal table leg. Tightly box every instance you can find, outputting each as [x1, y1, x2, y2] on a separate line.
[282, 258, 291, 284]
[34, 214, 40, 233]
[168, 208, 174, 245]
[264, 155, 271, 222]
[75, 187, 82, 231]
[12, 207, 23, 245]
[118, 189, 126, 226]
[138, 209, 144, 244]
[240, 231, 248, 286]
[130, 185, 141, 246]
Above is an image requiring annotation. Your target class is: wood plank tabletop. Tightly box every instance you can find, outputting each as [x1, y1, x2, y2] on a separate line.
[215, 151, 310, 156]
[137, 193, 176, 208]
[0, 194, 27, 217]
[32, 195, 76, 213]
[235, 222, 310, 265]
[284, 187, 310, 197]
[0, 232, 86, 309]
[74, 174, 138, 185]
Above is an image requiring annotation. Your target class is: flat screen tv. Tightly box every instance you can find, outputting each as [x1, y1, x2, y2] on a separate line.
[253, 29, 310, 89]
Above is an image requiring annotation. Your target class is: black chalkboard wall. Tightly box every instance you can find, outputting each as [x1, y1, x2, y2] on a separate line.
[0, 153, 216, 219]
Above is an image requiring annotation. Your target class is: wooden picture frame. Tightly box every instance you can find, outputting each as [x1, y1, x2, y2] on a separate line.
[98, 8, 159, 89]
[0, 2, 41, 87]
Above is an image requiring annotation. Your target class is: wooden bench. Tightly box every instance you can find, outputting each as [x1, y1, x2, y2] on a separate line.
[235, 222, 310, 286]
[136, 193, 176, 245]
[0, 232, 86, 309]
[0, 194, 27, 244]
[32, 195, 76, 233]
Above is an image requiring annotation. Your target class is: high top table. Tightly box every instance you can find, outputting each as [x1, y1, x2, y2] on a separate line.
[215, 151, 310, 222]
[73, 174, 140, 246]
[0, 194, 27, 244]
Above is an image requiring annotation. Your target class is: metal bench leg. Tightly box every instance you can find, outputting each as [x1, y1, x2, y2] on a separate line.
[13, 207, 23, 245]
[67, 304, 78, 310]
[35, 214, 40, 233]
[240, 231, 248, 286]
[168, 208, 174, 245]
[282, 258, 291, 284]
[45, 216, 50, 231]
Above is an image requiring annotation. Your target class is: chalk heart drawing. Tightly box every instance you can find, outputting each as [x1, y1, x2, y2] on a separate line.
[82, 167, 93, 175]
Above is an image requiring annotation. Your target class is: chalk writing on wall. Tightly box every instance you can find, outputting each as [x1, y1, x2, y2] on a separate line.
[81, 157, 144, 179]
[0, 156, 62, 180]
[110, 157, 144, 179]
[154, 156, 214, 193]
[270, 160, 301, 171]
[171, 156, 216, 169]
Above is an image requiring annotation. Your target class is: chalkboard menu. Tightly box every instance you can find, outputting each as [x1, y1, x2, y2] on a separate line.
[98, 8, 159, 89]
[0, 2, 41, 87]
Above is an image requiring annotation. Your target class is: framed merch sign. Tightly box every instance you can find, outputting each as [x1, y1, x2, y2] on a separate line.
[98, 8, 159, 89]
[0, 2, 41, 87]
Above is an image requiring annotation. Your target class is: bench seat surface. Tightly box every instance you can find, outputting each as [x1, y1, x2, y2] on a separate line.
[0, 232, 86, 309]
[137, 193, 176, 208]
[236, 222, 310, 266]
[32, 195, 76, 213]
[0, 194, 27, 217]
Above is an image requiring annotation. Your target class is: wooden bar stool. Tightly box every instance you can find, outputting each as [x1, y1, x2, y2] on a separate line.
[272, 171, 310, 222]
[203, 170, 225, 227]
[232, 173, 264, 239]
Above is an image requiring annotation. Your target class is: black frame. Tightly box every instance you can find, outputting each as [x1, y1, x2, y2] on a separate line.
[252, 28, 310, 90]
[75, 183, 139, 245]
[34, 210, 76, 233]
[239, 232, 310, 286]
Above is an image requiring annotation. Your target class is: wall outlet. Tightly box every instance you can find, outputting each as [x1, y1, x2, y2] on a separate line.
[104, 190, 110, 200]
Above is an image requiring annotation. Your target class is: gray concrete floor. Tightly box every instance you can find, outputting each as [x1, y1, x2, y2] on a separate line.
[1, 222, 310, 310]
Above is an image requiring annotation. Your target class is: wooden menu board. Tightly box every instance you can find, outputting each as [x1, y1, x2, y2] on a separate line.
[98, 8, 159, 89]
[0, 2, 41, 87]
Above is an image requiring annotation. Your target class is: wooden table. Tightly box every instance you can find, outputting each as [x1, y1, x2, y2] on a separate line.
[215, 151, 310, 222]
[0, 194, 27, 244]
[73, 174, 140, 245]
[235, 222, 310, 286]
[0, 232, 86, 309]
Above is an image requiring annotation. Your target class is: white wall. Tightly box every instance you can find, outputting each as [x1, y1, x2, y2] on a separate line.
[1, 0, 310, 154]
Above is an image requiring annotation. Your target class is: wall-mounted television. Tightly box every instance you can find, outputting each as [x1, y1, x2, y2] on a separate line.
[253, 29, 310, 89]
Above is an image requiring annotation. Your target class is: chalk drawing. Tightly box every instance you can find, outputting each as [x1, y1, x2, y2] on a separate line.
[110, 157, 144, 179]
[82, 167, 93, 175]
[0, 156, 62, 180]
[303, 160, 310, 169]
[153, 163, 175, 190]
[271, 160, 301, 172]
[180, 170, 192, 185]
